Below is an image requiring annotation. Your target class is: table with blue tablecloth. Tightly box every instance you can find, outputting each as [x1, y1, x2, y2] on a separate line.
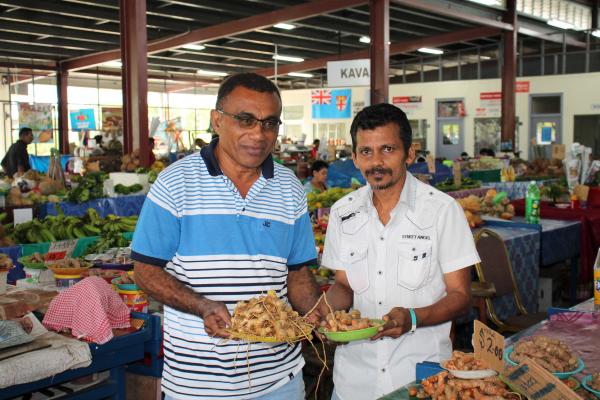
[475, 224, 541, 320]
[485, 180, 556, 200]
[39, 195, 146, 218]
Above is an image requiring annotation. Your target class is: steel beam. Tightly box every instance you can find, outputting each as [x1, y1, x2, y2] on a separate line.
[57, 69, 69, 154]
[119, 0, 148, 165]
[370, 0, 389, 104]
[254, 26, 500, 77]
[390, 0, 514, 31]
[501, 0, 517, 152]
[61, 0, 368, 71]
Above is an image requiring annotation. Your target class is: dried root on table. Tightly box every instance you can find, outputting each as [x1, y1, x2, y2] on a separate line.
[28, 252, 45, 263]
[320, 309, 374, 332]
[119, 272, 135, 284]
[444, 351, 490, 371]
[590, 372, 600, 391]
[50, 258, 85, 269]
[0, 254, 13, 270]
[228, 290, 313, 342]
[512, 336, 578, 373]
[417, 371, 520, 400]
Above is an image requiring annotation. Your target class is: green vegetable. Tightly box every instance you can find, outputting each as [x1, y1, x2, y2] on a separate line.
[114, 183, 143, 195]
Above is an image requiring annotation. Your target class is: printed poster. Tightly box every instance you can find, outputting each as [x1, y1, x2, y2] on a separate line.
[151, 117, 183, 153]
[101, 107, 123, 137]
[69, 108, 96, 131]
[311, 89, 352, 119]
[18, 103, 53, 143]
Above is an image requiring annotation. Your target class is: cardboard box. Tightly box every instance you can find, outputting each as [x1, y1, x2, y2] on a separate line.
[551, 144, 566, 160]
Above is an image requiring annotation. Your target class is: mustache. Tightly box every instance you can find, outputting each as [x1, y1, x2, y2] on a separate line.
[365, 167, 393, 176]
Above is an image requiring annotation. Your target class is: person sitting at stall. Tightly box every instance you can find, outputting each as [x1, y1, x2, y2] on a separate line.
[479, 148, 496, 157]
[304, 160, 329, 193]
[90, 135, 105, 156]
[1, 127, 33, 178]
[311, 138, 320, 159]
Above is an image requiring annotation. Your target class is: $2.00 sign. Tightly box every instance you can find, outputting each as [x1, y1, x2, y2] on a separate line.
[473, 320, 505, 372]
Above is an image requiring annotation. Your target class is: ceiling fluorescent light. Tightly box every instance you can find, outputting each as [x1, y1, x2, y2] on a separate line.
[547, 19, 574, 30]
[103, 60, 122, 68]
[480, 55, 491, 60]
[592, 30, 600, 38]
[182, 43, 205, 51]
[273, 54, 304, 62]
[418, 47, 444, 55]
[468, 0, 498, 5]
[196, 69, 228, 77]
[288, 72, 313, 78]
[274, 23, 296, 30]
[359, 36, 371, 44]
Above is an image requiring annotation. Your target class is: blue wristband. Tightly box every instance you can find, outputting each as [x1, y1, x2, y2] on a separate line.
[408, 308, 417, 334]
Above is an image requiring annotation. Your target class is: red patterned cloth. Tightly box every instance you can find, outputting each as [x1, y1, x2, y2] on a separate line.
[42, 276, 130, 344]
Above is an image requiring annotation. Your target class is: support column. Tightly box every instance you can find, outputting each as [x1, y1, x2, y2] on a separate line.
[120, 0, 149, 166]
[501, 0, 517, 152]
[57, 68, 70, 154]
[369, 0, 389, 105]
[592, 0, 599, 31]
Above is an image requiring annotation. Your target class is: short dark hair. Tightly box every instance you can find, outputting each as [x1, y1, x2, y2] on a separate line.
[216, 73, 281, 109]
[313, 139, 320, 145]
[310, 160, 328, 175]
[349, 103, 412, 153]
[19, 127, 32, 137]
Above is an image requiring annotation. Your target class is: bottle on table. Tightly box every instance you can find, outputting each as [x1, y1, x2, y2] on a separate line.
[525, 181, 541, 224]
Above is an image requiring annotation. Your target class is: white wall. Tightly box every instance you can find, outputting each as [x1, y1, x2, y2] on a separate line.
[280, 72, 600, 159]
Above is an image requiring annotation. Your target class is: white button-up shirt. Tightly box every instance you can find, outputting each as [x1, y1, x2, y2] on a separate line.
[321, 172, 480, 400]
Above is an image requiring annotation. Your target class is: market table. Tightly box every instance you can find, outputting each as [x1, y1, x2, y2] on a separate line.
[39, 195, 146, 218]
[0, 312, 160, 400]
[486, 180, 556, 200]
[474, 223, 540, 320]
[512, 199, 600, 285]
[446, 187, 490, 199]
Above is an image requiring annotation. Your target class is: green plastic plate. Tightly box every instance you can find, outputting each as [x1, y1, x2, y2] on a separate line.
[318, 319, 384, 342]
[18, 256, 46, 270]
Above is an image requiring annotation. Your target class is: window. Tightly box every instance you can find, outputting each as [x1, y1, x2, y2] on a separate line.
[283, 105, 304, 120]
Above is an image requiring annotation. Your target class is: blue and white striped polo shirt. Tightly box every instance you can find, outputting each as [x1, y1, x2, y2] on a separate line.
[131, 139, 317, 399]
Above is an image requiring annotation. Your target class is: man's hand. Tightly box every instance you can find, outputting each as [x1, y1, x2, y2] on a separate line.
[371, 307, 412, 340]
[200, 299, 231, 339]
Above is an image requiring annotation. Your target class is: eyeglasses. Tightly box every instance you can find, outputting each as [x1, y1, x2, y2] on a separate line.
[216, 109, 282, 132]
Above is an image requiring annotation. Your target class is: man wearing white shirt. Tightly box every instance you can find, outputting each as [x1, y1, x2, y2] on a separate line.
[317, 103, 480, 400]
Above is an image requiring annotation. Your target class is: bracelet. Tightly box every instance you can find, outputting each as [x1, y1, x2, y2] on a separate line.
[408, 308, 417, 334]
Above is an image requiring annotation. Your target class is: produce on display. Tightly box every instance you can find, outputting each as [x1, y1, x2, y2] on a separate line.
[121, 150, 141, 172]
[4, 206, 137, 244]
[5, 170, 65, 206]
[321, 309, 374, 332]
[589, 373, 600, 391]
[0, 254, 13, 270]
[442, 351, 489, 372]
[457, 190, 515, 228]
[85, 247, 132, 266]
[0, 213, 14, 247]
[114, 183, 144, 195]
[227, 290, 313, 342]
[435, 177, 481, 193]
[67, 172, 108, 203]
[307, 187, 355, 211]
[413, 371, 519, 400]
[510, 336, 578, 373]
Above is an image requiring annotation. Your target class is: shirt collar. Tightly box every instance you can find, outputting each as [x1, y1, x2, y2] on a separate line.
[200, 137, 274, 179]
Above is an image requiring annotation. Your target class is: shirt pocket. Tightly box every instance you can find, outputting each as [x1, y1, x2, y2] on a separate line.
[340, 242, 370, 294]
[396, 242, 432, 290]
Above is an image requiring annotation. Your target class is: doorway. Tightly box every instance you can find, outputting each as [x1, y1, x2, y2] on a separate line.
[436, 99, 464, 160]
[574, 114, 600, 159]
[529, 94, 562, 159]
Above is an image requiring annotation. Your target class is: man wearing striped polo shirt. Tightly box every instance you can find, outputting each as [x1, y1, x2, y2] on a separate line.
[132, 73, 321, 399]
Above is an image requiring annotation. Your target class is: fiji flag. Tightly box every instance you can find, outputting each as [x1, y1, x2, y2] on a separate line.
[311, 89, 352, 119]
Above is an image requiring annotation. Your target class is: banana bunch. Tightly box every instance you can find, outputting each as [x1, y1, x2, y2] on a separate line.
[5, 205, 138, 244]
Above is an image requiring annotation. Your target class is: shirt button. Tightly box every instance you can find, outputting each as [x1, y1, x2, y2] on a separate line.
[378, 301, 382, 305]
[381, 368, 386, 373]
[378, 270, 382, 275]
[379, 236, 384, 241]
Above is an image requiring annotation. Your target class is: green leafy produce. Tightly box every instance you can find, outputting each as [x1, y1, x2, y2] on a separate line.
[67, 172, 108, 203]
[148, 170, 158, 184]
[435, 177, 481, 192]
[114, 183, 143, 195]
[307, 187, 356, 211]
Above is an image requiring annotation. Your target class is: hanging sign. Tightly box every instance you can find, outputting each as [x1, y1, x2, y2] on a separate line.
[70, 109, 96, 131]
[392, 96, 423, 115]
[516, 81, 530, 93]
[327, 59, 370, 87]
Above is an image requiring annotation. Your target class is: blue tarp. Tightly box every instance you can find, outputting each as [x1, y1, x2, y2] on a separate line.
[29, 155, 72, 173]
[40, 195, 146, 218]
[326, 159, 453, 188]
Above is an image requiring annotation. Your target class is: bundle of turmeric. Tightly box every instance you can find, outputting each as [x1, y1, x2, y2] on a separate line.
[413, 371, 519, 400]
[511, 336, 578, 373]
[321, 309, 374, 332]
[227, 290, 313, 342]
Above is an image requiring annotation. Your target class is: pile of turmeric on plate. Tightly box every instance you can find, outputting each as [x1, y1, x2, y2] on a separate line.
[321, 309, 374, 332]
[411, 371, 519, 400]
[511, 336, 578, 373]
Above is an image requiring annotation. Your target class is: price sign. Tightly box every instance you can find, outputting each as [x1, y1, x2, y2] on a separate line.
[45, 239, 78, 262]
[503, 358, 579, 400]
[473, 320, 505, 373]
